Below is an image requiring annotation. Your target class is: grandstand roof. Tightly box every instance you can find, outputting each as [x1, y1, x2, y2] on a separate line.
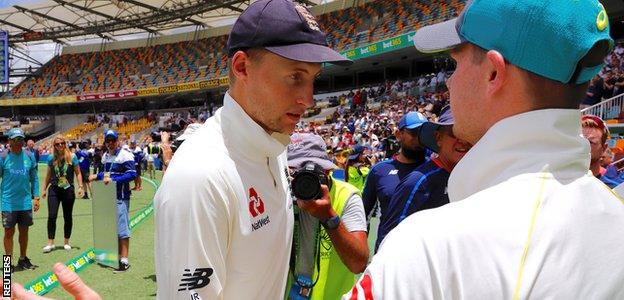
[0, 0, 329, 44]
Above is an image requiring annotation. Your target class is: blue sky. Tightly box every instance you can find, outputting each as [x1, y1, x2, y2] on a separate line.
[0, 0, 41, 9]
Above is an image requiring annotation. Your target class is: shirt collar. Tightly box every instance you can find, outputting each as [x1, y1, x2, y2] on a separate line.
[220, 92, 290, 160]
[448, 109, 590, 202]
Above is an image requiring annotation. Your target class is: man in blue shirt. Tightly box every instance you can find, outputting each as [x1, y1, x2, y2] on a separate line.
[362, 112, 428, 253]
[75, 141, 92, 199]
[0, 128, 40, 271]
[376, 106, 472, 250]
[89, 130, 137, 272]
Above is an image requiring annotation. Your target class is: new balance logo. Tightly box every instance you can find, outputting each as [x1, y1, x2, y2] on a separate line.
[178, 268, 213, 291]
[388, 170, 398, 175]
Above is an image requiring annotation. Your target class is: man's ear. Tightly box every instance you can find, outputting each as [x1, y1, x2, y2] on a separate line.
[485, 50, 507, 97]
[394, 129, 402, 142]
[434, 129, 443, 149]
[231, 51, 251, 84]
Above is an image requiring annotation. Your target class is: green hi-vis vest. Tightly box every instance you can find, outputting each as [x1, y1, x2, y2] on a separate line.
[286, 179, 361, 300]
[311, 179, 361, 300]
[346, 165, 370, 192]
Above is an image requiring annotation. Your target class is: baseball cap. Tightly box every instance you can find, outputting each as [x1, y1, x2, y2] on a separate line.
[419, 106, 455, 153]
[288, 133, 338, 170]
[104, 130, 118, 141]
[7, 128, 25, 140]
[227, 0, 352, 66]
[414, 0, 614, 84]
[398, 111, 428, 130]
[348, 145, 368, 161]
[581, 114, 610, 137]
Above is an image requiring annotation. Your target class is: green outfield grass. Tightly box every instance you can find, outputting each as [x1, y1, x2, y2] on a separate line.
[9, 166, 161, 299]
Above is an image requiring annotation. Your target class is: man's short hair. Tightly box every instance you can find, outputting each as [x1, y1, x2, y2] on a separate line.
[467, 40, 611, 108]
[581, 115, 609, 144]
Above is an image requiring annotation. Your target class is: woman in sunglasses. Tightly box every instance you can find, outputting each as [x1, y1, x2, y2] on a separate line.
[41, 136, 85, 253]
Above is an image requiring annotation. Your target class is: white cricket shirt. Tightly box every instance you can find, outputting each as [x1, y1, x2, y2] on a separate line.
[155, 93, 294, 299]
[346, 109, 624, 299]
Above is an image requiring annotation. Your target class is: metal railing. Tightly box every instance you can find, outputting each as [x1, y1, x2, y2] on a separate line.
[581, 93, 624, 120]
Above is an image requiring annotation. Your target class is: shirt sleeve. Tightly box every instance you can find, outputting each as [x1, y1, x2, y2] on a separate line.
[341, 194, 367, 232]
[361, 167, 378, 218]
[155, 169, 232, 300]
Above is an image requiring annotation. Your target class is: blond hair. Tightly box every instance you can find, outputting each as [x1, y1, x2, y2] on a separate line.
[52, 136, 73, 168]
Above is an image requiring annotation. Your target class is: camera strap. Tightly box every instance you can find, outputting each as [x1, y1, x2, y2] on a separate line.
[289, 207, 322, 290]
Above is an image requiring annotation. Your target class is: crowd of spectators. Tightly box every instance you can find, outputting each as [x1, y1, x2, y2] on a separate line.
[583, 41, 624, 107]
[297, 75, 450, 167]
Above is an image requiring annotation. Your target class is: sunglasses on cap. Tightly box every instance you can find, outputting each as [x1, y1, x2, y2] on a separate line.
[11, 137, 24, 141]
[105, 138, 117, 143]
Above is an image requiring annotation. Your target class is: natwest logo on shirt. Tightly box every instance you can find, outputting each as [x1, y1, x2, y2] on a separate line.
[248, 188, 265, 217]
[249, 187, 271, 232]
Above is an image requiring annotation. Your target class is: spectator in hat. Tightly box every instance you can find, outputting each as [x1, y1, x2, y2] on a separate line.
[0, 128, 39, 271]
[361, 111, 428, 252]
[154, 0, 352, 299]
[348, 0, 624, 298]
[286, 133, 368, 300]
[581, 114, 623, 188]
[375, 106, 471, 253]
[344, 145, 371, 191]
[88, 129, 137, 273]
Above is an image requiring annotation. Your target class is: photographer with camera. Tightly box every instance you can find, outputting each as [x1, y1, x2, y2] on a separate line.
[287, 133, 368, 300]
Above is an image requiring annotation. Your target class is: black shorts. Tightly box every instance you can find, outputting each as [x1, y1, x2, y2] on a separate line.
[135, 164, 142, 176]
[2, 210, 33, 228]
[80, 169, 90, 184]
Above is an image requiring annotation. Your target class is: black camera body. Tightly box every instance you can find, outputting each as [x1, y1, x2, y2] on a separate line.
[291, 162, 329, 201]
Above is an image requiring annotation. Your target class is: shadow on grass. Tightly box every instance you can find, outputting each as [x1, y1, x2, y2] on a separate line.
[144, 274, 156, 282]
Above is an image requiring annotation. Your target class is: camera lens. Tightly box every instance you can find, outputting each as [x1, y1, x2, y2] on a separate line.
[292, 172, 322, 201]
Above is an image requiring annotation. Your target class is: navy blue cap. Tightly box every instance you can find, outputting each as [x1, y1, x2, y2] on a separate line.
[419, 106, 455, 153]
[398, 112, 428, 130]
[348, 145, 367, 161]
[227, 0, 352, 66]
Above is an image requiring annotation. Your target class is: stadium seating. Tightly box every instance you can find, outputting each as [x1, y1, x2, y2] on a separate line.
[37, 122, 99, 152]
[3, 0, 464, 100]
[91, 118, 154, 145]
[318, 0, 464, 51]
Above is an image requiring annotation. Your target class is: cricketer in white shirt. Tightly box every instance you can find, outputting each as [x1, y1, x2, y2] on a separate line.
[154, 93, 294, 299]
[345, 110, 624, 299]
